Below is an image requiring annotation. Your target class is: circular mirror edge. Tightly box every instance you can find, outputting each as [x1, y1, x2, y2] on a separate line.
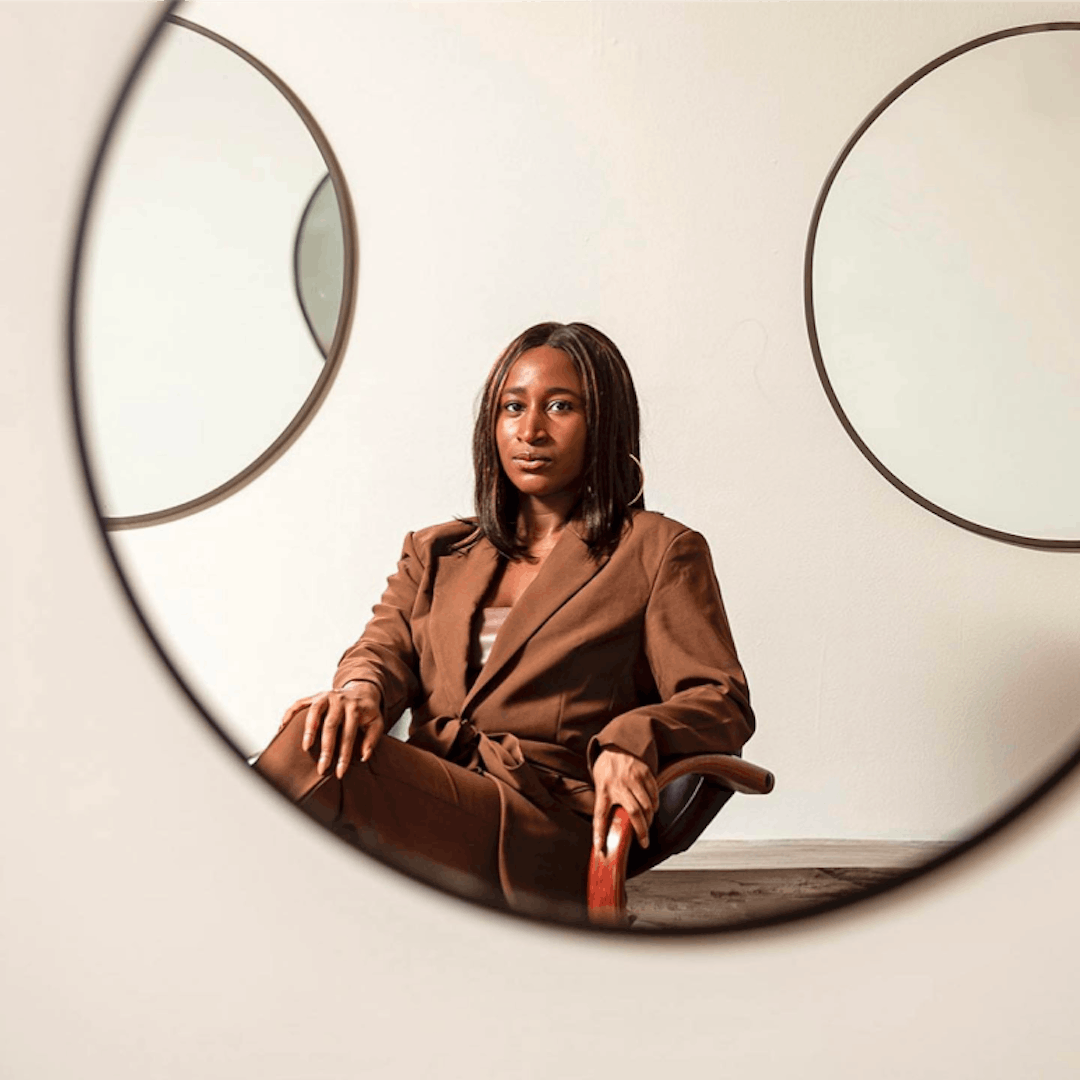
[82, 11, 360, 531]
[803, 20, 1080, 553]
[294, 172, 336, 361]
[63, 3, 1080, 939]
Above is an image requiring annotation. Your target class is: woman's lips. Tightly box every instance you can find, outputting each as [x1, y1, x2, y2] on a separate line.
[514, 457, 551, 471]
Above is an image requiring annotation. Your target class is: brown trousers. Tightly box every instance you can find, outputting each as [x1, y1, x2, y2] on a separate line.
[253, 714, 591, 912]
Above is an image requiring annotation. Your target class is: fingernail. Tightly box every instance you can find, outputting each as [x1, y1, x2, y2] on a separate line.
[336, 763, 345, 779]
[361, 748, 370, 763]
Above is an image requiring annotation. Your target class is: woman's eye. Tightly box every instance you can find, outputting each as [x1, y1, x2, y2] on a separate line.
[501, 399, 573, 414]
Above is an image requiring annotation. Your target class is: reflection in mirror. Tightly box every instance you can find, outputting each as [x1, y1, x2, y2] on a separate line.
[75, 5, 1080, 934]
[295, 174, 345, 359]
[809, 24, 1080, 548]
[79, 17, 354, 528]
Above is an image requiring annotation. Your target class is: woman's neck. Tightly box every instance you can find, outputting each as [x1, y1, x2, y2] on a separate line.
[515, 494, 577, 548]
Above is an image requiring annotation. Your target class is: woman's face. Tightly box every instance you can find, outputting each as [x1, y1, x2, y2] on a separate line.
[495, 345, 588, 503]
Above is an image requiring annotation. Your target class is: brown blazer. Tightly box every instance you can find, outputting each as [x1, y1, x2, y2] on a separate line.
[332, 508, 754, 913]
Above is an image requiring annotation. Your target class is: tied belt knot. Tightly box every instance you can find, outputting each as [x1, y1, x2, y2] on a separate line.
[408, 714, 566, 812]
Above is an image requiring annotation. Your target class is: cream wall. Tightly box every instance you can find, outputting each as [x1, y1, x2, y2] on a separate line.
[5, 5, 1080, 1077]
[98, 1, 1080, 845]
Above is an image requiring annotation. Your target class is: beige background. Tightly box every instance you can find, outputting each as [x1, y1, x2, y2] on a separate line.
[4, 3, 1080, 1076]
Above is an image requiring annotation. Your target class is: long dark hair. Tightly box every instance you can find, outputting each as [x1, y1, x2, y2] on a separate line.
[465, 321, 644, 560]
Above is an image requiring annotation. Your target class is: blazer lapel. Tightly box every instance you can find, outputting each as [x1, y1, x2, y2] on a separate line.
[462, 523, 610, 713]
[429, 534, 501, 707]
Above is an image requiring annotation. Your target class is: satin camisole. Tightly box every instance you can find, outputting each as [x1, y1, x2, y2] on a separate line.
[465, 606, 511, 689]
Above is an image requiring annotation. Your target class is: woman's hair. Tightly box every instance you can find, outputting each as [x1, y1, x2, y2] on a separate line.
[467, 321, 644, 560]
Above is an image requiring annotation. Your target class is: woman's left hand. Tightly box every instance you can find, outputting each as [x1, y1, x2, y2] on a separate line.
[591, 747, 660, 854]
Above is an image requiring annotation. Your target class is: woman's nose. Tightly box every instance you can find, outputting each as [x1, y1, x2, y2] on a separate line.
[521, 406, 548, 442]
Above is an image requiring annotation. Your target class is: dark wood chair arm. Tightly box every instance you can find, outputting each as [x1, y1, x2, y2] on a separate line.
[586, 753, 774, 927]
[655, 754, 774, 796]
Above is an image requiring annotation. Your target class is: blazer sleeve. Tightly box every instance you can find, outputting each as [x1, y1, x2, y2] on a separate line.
[586, 528, 755, 776]
[331, 531, 424, 722]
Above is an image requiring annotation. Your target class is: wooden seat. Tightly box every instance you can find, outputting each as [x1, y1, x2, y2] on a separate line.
[587, 754, 775, 927]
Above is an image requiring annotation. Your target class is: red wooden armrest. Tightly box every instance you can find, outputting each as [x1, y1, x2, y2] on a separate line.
[587, 754, 775, 928]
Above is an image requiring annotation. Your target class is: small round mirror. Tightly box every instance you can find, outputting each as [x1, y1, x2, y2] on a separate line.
[295, 174, 345, 359]
[78, 17, 355, 528]
[809, 24, 1080, 548]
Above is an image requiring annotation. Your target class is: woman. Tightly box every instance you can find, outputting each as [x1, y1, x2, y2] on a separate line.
[255, 322, 754, 921]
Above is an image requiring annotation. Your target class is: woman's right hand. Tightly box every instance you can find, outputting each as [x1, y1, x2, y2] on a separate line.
[277, 682, 385, 779]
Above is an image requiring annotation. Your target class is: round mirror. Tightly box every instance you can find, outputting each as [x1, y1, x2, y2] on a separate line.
[78, 16, 356, 528]
[808, 23, 1080, 548]
[72, 5, 1080, 936]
